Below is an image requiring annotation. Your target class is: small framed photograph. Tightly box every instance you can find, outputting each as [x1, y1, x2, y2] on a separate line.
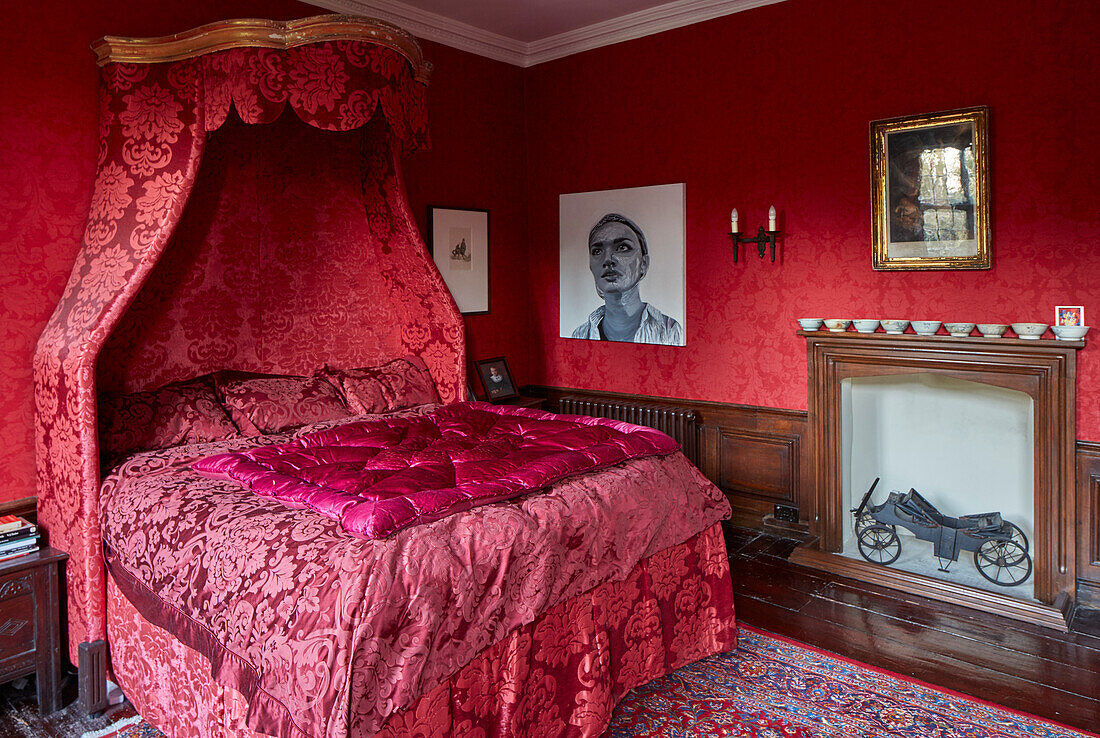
[429, 206, 489, 314]
[1055, 306, 1084, 327]
[475, 357, 518, 402]
[871, 106, 990, 271]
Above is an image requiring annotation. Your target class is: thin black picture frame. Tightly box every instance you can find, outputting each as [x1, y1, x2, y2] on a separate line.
[428, 205, 490, 315]
[475, 356, 518, 402]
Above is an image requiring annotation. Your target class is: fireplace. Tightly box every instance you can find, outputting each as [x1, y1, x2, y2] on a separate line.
[793, 330, 1083, 629]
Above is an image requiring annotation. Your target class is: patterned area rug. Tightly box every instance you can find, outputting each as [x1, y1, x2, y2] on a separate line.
[78, 716, 160, 738]
[608, 626, 1098, 737]
[84, 626, 1097, 738]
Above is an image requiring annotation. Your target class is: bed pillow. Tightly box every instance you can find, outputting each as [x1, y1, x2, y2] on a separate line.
[217, 373, 351, 435]
[99, 376, 239, 459]
[325, 356, 439, 413]
[321, 366, 389, 415]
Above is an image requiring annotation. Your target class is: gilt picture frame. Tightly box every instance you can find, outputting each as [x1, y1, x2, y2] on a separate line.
[871, 107, 990, 271]
[428, 206, 490, 314]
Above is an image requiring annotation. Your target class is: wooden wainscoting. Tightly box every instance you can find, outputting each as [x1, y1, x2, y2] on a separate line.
[529, 386, 810, 529]
[1077, 442, 1100, 606]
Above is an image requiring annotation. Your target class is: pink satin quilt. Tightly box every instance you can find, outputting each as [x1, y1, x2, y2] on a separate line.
[193, 401, 680, 539]
[100, 407, 731, 738]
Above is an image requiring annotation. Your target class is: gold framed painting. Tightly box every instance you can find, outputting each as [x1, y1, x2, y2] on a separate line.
[871, 106, 990, 270]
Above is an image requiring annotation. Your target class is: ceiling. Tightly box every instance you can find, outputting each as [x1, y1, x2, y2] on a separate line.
[308, 0, 786, 67]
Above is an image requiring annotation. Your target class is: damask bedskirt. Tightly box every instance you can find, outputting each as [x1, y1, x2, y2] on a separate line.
[106, 523, 736, 738]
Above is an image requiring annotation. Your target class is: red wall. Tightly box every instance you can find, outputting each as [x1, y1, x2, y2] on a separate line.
[3, 0, 1098, 505]
[522, 0, 1100, 439]
[402, 41, 529, 393]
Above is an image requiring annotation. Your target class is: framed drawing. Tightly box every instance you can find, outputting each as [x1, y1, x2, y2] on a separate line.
[559, 183, 686, 345]
[429, 206, 489, 314]
[475, 356, 518, 402]
[871, 106, 990, 271]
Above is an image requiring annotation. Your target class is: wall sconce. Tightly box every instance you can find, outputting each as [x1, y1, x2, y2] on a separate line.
[730, 206, 779, 263]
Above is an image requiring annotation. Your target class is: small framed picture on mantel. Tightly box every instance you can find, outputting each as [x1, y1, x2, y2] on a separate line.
[429, 206, 489, 314]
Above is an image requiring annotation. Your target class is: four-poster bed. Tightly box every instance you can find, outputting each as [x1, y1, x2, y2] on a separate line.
[34, 15, 736, 737]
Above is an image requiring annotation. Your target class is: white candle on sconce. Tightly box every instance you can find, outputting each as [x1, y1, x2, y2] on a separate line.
[768, 206, 777, 232]
[730, 208, 739, 234]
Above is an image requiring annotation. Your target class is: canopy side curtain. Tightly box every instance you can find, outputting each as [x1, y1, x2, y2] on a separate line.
[34, 31, 463, 661]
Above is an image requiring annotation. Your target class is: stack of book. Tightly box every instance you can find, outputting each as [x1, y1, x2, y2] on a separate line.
[0, 514, 39, 562]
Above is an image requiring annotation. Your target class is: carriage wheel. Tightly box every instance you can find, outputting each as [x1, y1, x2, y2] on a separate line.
[974, 540, 1032, 586]
[854, 512, 876, 535]
[1002, 522, 1029, 553]
[857, 524, 901, 565]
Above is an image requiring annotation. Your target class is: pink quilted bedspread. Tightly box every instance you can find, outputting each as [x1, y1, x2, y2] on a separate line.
[101, 406, 731, 738]
[193, 401, 680, 538]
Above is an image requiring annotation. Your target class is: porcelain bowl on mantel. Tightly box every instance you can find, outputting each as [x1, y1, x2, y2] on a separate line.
[797, 318, 824, 331]
[880, 319, 909, 335]
[944, 322, 976, 337]
[824, 319, 851, 332]
[1011, 322, 1048, 340]
[1052, 325, 1089, 341]
[977, 323, 1008, 337]
[852, 319, 880, 333]
[911, 320, 941, 336]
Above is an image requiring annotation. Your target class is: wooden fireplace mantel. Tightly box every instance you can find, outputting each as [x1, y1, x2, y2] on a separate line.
[793, 329, 1083, 628]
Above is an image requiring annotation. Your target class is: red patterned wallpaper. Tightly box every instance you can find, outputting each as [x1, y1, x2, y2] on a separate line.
[402, 41, 530, 392]
[4, 0, 1098, 507]
[522, 0, 1100, 440]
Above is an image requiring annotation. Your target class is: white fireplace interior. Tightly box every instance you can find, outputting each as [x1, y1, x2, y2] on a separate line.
[841, 373, 1036, 600]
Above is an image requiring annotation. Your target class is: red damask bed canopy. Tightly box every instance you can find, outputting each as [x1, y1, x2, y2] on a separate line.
[34, 15, 465, 662]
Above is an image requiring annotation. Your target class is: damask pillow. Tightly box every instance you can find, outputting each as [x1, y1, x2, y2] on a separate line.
[98, 376, 239, 459]
[217, 373, 351, 435]
[320, 366, 389, 415]
[325, 356, 439, 413]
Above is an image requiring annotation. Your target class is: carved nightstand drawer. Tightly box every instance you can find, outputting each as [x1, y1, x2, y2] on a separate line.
[0, 573, 36, 657]
[0, 548, 67, 714]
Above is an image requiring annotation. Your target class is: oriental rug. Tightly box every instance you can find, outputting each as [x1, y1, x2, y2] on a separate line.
[78, 715, 147, 738]
[608, 626, 1098, 738]
[76, 626, 1097, 738]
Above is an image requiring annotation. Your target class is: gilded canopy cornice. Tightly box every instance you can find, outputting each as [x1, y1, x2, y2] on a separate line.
[91, 14, 432, 83]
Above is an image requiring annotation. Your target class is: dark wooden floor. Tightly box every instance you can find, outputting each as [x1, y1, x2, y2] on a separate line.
[0, 674, 135, 737]
[724, 523, 1100, 734]
[3, 525, 1099, 736]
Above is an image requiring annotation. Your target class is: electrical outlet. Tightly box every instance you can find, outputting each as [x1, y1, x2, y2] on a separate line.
[774, 504, 799, 523]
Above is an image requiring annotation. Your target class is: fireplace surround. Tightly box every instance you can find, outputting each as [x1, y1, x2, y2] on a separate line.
[793, 330, 1083, 629]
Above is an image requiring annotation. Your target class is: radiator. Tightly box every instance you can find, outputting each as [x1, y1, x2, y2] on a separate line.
[558, 396, 698, 465]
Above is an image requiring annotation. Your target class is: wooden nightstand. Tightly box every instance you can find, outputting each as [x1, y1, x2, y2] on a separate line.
[0, 547, 67, 713]
[499, 395, 547, 410]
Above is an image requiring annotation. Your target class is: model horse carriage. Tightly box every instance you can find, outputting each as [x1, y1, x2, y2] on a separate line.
[851, 478, 1032, 586]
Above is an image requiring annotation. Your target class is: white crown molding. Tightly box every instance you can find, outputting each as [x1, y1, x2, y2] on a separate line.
[306, 0, 787, 67]
[524, 0, 787, 66]
[308, 0, 530, 66]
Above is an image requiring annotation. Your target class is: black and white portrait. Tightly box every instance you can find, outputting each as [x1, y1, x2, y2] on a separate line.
[559, 184, 685, 346]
